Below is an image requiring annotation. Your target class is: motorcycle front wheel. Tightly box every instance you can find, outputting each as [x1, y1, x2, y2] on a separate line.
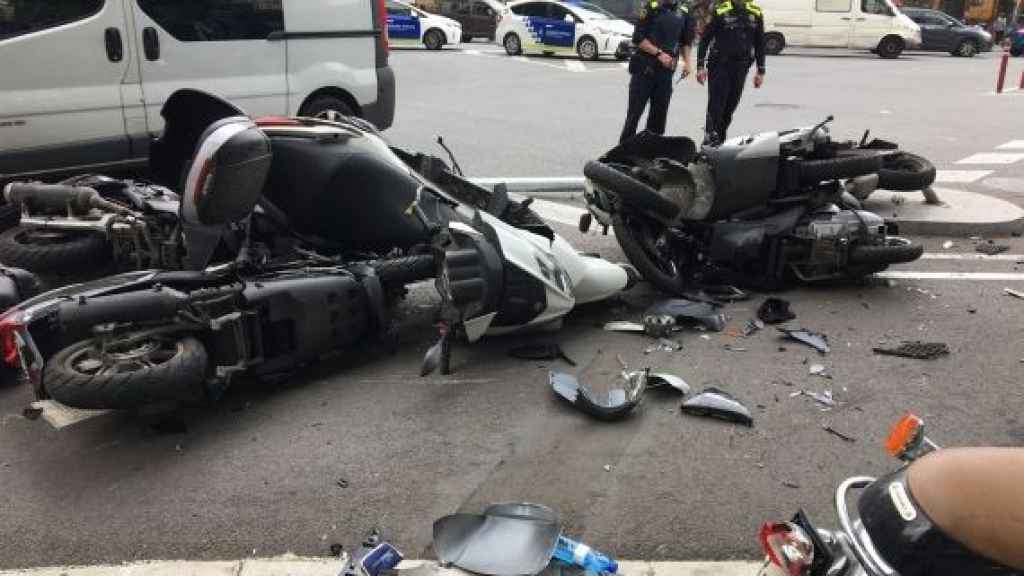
[612, 213, 687, 296]
[0, 226, 109, 274]
[849, 236, 924, 267]
[44, 332, 208, 410]
[876, 152, 937, 191]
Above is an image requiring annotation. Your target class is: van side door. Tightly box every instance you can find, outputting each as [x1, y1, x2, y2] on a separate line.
[851, 0, 895, 48]
[129, 0, 287, 139]
[0, 0, 135, 178]
[810, 0, 853, 47]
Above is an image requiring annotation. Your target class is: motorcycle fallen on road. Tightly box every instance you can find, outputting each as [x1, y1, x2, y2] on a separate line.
[0, 92, 632, 411]
[582, 118, 926, 294]
[759, 413, 1024, 576]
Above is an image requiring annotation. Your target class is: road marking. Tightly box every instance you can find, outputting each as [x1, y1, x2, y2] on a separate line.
[566, 60, 587, 72]
[997, 140, 1024, 150]
[934, 169, 992, 183]
[620, 62, 630, 69]
[921, 253, 1024, 261]
[464, 49, 482, 55]
[876, 271, 1024, 281]
[956, 152, 1024, 165]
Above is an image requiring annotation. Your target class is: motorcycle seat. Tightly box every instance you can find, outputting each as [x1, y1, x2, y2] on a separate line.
[908, 447, 1024, 570]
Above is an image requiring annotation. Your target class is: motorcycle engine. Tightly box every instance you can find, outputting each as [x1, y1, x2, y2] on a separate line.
[790, 207, 887, 279]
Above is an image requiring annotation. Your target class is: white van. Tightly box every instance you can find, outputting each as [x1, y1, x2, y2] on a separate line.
[0, 0, 396, 180]
[761, 0, 921, 58]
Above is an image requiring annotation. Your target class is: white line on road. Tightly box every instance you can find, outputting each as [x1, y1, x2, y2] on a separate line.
[921, 253, 1024, 261]
[876, 271, 1024, 281]
[565, 60, 587, 72]
[956, 152, 1024, 165]
[934, 169, 993, 183]
[997, 140, 1024, 150]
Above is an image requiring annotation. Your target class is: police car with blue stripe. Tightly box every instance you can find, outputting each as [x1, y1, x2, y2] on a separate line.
[496, 0, 635, 60]
[387, 0, 463, 50]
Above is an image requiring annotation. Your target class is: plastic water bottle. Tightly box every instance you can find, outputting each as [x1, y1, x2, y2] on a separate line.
[552, 535, 619, 574]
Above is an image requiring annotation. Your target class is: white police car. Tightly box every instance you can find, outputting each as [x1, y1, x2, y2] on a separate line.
[496, 0, 634, 60]
[387, 0, 463, 50]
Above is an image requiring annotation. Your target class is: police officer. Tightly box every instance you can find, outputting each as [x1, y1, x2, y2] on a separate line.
[619, 0, 695, 143]
[695, 0, 766, 146]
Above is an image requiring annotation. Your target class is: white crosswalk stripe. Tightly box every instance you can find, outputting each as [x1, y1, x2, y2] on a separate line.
[565, 60, 587, 72]
[934, 169, 992, 183]
[997, 140, 1024, 150]
[956, 152, 1024, 165]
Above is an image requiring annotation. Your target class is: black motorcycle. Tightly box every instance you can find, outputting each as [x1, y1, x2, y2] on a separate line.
[582, 118, 926, 294]
[759, 413, 1024, 576]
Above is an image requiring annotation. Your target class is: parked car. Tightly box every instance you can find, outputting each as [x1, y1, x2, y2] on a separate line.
[497, 0, 634, 60]
[434, 0, 503, 42]
[760, 0, 921, 58]
[387, 0, 463, 48]
[0, 0, 395, 183]
[902, 7, 993, 56]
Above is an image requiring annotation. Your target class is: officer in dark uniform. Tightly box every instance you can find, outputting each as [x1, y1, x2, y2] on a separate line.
[695, 0, 766, 146]
[618, 0, 695, 143]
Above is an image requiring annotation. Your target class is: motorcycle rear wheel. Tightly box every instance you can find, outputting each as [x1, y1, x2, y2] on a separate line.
[612, 213, 687, 296]
[0, 226, 109, 274]
[876, 152, 936, 191]
[849, 236, 924, 267]
[45, 333, 208, 410]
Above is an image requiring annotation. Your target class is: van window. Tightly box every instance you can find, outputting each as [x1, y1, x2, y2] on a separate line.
[0, 0, 104, 41]
[472, 2, 494, 16]
[861, 0, 893, 16]
[137, 0, 283, 42]
[815, 0, 851, 12]
[512, 2, 550, 17]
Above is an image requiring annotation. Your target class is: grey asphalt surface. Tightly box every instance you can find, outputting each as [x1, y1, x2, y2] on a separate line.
[2, 46, 1024, 569]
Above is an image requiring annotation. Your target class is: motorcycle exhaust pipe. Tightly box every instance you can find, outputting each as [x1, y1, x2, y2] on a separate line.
[3, 183, 134, 216]
[58, 287, 190, 331]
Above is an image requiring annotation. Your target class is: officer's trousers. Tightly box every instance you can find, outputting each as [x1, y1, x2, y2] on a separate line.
[705, 60, 749, 145]
[620, 69, 673, 143]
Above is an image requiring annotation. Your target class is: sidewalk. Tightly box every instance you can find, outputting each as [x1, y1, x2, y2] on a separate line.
[0, 558, 763, 576]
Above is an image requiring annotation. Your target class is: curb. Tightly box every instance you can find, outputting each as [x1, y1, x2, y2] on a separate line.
[475, 177, 1024, 237]
[0, 559, 764, 576]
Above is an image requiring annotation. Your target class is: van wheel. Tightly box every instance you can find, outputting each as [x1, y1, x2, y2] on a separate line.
[764, 32, 785, 55]
[504, 32, 522, 55]
[877, 36, 904, 59]
[300, 96, 355, 122]
[424, 29, 445, 50]
[577, 36, 599, 60]
[462, 34, 472, 43]
[954, 39, 977, 57]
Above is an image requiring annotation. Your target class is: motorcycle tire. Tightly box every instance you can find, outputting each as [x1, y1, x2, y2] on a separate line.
[0, 201, 19, 232]
[798, 150, 884, 186]
[584, 161, 680, 220]
[0, 226, 109, 274]
[45, 333, 208, 410]
[849, 237, 924, 266]
[876, 152, 937, 191]
[612, 213, 687, 296]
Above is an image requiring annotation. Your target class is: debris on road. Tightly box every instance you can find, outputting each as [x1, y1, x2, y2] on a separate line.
[603, 464, 613, 472]
[823, 424, 856, 443]
[509, 343, 576, 366]
[976, 242, 1010, 255]
[21, 407, 42, 421]
[742, 319, 765, 337]
[329, 543, 344, 557]
[778, 328, 830, 354]
[681, 387, 753, 426]
[792, 389, 837, 409]
[758, 298, 796, 325]
[1004, 288, 1024, 300]
[550, 370, 646, 421]
[808, 364, 829, 378]
[603, 321, 645, 333]
[644, 338, 682, 354]
[942, 240, 955, 249]
[434, 503, 560, 576]
[646, 372, 691, 395]
[872, 341, 950, 360]
[336, 478, 349, 489]
[782, 481, 801, 489]
[344, 530, 402, 576]
[644, 299, 727, 334]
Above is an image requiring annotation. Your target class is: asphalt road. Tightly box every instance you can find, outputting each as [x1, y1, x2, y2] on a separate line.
[2, 46, 1024, 569]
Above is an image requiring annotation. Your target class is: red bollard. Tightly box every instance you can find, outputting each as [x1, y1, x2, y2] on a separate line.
[997, 50, 1009, 93]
